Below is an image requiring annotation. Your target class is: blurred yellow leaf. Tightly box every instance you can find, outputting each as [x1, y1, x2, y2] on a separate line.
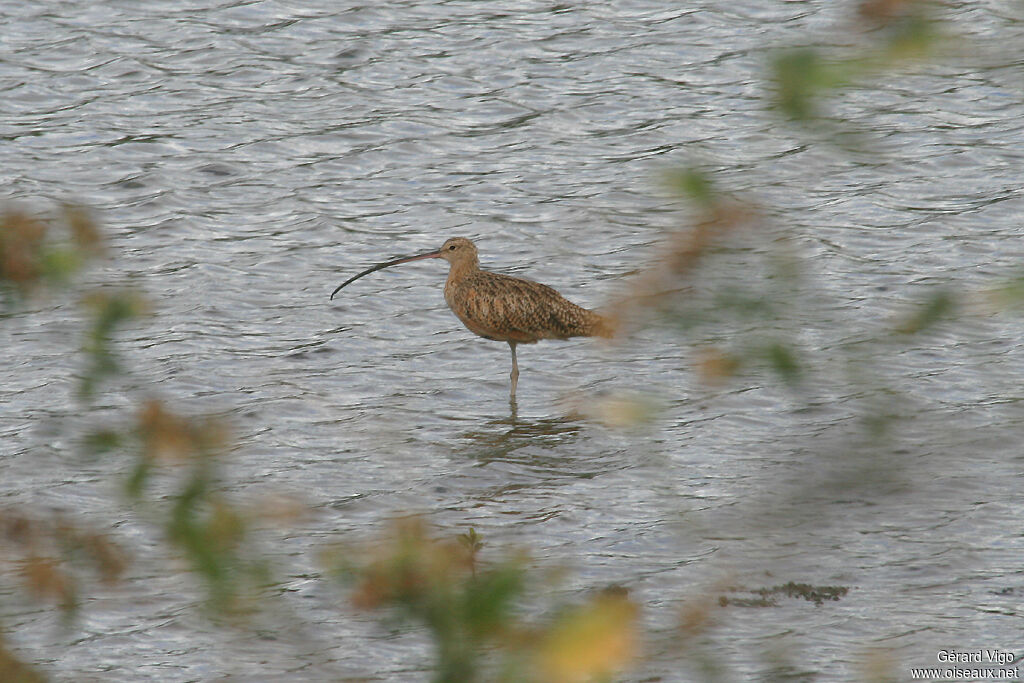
[537, 594, 639, 683]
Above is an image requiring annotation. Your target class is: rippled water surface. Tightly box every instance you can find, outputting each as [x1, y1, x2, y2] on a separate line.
[4, 1, 1024, 681]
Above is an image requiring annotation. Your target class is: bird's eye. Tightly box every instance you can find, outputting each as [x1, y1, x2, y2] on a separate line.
[448, 244, 456, 250]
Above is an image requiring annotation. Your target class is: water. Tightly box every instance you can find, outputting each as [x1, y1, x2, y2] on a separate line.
[3, 1, 1024, 680]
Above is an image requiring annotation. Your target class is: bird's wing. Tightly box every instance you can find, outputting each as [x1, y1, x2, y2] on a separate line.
[450, 274, 594, 342]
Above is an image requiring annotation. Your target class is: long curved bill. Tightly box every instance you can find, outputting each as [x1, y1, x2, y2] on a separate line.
[330, 249, 442, 299]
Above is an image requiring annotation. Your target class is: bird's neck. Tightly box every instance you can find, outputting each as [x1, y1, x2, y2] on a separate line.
[446, 258, 479, 285]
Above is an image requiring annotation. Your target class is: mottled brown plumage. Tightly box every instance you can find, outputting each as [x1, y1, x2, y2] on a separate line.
[330, 237, 612, 400]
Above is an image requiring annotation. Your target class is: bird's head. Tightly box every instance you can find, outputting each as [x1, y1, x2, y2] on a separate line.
[437, 237, 478, 266]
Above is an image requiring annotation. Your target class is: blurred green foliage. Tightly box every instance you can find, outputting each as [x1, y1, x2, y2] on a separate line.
[769, 0, 940, 129]
[1, 208, 275, 635]
[325, 518, 639, 683]
[78, 289, 149, 399]
[327, 518, 529, 682]
[0, 206, 103, 305]
[893, 289, 956, 336]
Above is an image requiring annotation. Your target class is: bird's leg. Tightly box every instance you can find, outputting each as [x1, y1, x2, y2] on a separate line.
[508, 341, 519, 400]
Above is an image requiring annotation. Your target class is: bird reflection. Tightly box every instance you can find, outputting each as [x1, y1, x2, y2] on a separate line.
[458, 412, 585, 467]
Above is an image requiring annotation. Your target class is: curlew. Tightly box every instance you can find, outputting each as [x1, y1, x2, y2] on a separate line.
[330, 237, 613, 400]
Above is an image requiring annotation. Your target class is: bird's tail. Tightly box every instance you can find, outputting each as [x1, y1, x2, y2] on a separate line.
[588, 311, 618, 339]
